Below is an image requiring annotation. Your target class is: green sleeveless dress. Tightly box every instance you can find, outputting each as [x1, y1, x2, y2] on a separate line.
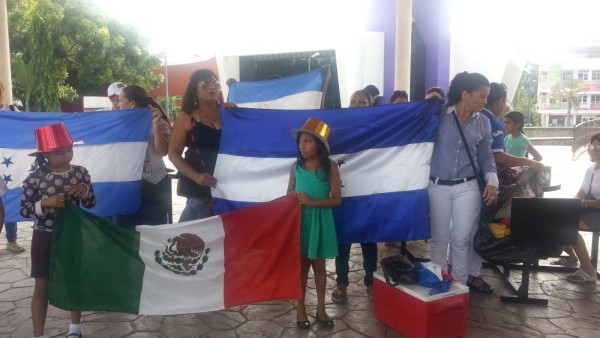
[294, 162, 338, 259]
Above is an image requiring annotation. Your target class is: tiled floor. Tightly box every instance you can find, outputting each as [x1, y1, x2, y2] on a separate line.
[1, 146, 599, 337]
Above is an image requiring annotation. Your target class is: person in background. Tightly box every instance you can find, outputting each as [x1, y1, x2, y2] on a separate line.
[364, 84, 381, 106]
[551, 132, 600, 282]
[390, 90, 409, 104]
[288, 118, 340, 329]
[503, 111, 543, 161]
[348, 89, 371, 108]
[480, 83, 544, 171]
[331, 89, 378, 302]
[425, 87, 446, 101]
[169, 69, 228, 221]
[107, 81, 126, 110]
[118, 85, 171, 225]
[0, 80, 26, 253]
[428, 72, 498, 292]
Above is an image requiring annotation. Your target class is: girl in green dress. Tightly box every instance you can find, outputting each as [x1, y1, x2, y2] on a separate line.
[287, 117, 341, 329]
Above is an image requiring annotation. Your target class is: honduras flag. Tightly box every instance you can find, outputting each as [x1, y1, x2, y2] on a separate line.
[227, 68, 330, 109]
[0, 108, 151, 222]
[213, 100, 441, 243]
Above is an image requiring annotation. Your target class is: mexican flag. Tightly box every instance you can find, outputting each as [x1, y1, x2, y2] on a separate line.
[48, 195, 301, 315]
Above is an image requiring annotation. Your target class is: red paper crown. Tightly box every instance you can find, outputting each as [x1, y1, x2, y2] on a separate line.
[34, 123, 74, 153]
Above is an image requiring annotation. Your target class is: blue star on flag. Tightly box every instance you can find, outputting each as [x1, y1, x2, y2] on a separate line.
[1, 156, 13, 168]
[336, 159, 346, 168]
[3, 174, 12, 184]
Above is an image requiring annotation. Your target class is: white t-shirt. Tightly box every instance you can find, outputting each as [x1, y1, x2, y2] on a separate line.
[579, 164, 600, 199]
[143, 119, 171, 184]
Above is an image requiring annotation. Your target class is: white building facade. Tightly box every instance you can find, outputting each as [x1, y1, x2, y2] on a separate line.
[538, 47, 600, 127]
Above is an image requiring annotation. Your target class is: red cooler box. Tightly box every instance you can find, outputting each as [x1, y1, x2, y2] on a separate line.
[373, 272, 469, 338]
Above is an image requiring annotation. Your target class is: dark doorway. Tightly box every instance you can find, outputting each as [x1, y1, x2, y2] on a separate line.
[410, 23, 426, 101]
[238, 50, 341, 108]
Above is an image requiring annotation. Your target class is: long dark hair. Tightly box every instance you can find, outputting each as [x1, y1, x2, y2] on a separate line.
[121, 85, 170, 124]
[446, 72, 490, 107]
[295, 132, 331, 182]
[181, 69, 220, 115]
[34, 153, 50, 173]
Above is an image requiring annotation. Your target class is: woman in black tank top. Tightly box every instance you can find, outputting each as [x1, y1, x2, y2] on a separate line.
[168, 69, 225, 221]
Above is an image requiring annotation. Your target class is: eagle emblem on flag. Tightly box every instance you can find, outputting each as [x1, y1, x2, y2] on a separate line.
[154, 233, 210, 276]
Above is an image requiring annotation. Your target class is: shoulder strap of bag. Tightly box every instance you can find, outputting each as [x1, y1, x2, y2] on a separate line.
[452, 111, 486, 187]
[587, 173, 594, 197]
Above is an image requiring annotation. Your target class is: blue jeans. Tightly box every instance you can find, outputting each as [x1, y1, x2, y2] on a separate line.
[179, 197, 213, 222]
[335, 243, 378, 286]
[4, 222, 17, 242]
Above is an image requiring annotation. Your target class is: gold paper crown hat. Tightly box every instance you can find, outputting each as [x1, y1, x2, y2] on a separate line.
[290, 117, 331, 154]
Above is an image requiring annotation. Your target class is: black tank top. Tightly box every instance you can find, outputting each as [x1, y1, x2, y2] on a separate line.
[178, 118, 222, 198]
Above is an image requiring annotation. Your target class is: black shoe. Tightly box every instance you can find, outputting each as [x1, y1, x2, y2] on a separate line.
[315, 313, 334, 328]
[296, 320, 310, 330]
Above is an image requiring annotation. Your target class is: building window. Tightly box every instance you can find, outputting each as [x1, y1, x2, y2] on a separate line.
[578, 70, 589, 81]
[580, 95, 588, 104]
[592, 94, 600, 104]
[593, 70, 600, 81]
[562, 71, 573, 80]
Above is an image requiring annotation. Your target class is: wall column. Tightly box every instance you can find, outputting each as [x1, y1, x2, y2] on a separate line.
[0, 0, 12, 104]
[394, 0, 412, 95]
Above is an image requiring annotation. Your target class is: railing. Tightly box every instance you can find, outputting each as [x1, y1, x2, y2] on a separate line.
[572, 119, 600, 156]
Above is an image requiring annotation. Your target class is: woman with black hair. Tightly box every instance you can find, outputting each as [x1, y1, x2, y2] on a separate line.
[428, 72, 498, 293]
[168, 69, 230, 221]
[119, 85, 172, 225]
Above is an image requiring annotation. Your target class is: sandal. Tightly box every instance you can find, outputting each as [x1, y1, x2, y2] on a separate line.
[550, 257, 578, 267]
[331, 285, 347, 303]
[567, 269, 596, 283]
[6, 242, 26, 253]
[315, 312, 334, 328]
[67, 333, 83, 338]
[467, 276, 494, 294]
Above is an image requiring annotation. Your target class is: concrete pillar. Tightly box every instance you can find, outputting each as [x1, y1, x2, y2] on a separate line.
[0, 0, 12, 104]
[394, 0, 412, 96]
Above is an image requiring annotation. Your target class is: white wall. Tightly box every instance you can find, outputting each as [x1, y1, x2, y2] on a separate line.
[215, 31, 385, 108]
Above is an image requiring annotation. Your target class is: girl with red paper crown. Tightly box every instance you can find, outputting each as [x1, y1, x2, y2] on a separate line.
[287, 117, 341, 329]
[20, 123, 96, 338]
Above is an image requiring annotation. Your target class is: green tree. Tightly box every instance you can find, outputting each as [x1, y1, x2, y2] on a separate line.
[11, 54, 34, 111]
[160, 96, 182, 123]
[7, 0, 162, 111]
[551, 78, 583, 127]
[512, 63, 540, 126]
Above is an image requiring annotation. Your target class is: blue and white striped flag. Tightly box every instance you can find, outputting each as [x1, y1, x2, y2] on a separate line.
[227, 68, 330, 109]
[0, 108, 151, 222]
[213, 100, 441, 243]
